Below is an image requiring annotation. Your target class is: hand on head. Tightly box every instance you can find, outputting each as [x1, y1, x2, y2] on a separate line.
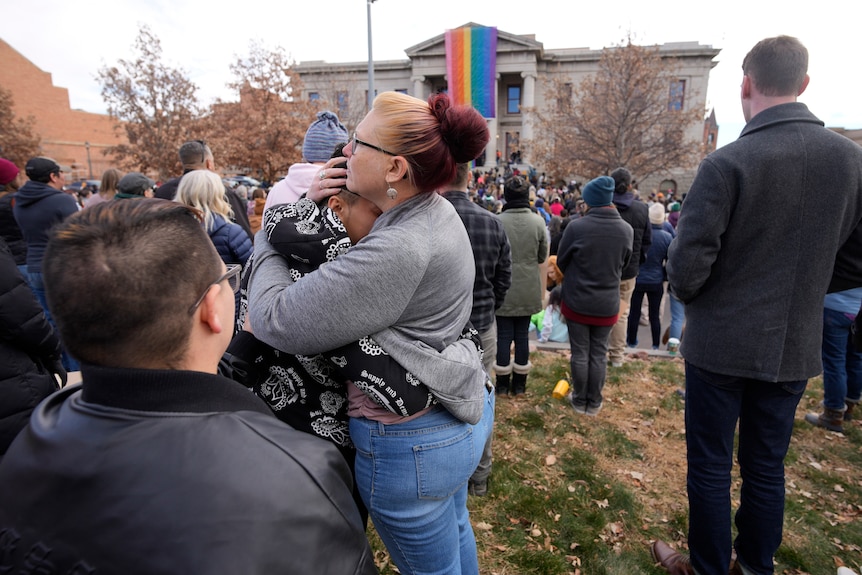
[307, 155, 348, 203]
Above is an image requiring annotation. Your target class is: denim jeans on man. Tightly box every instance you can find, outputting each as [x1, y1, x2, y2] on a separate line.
[668, 292, 685, 342]
[350, 387, 494, 575]
[821, 307, 862, 410]
[684, 362, 806, 575]
[27, 270, 80, 372]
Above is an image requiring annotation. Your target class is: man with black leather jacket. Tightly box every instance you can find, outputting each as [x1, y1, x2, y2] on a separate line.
[0, 199, 377, 574]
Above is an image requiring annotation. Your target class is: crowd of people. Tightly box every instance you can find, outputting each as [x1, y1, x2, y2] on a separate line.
[0, 34, 860, 575]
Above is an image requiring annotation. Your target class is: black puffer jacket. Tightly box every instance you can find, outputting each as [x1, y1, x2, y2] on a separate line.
[0, 191, 26, 266]
[613, 192, 652, 280]
[0, 237, 61, 457]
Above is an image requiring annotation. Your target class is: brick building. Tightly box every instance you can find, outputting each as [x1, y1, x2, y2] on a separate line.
[0, 38, 123, 181]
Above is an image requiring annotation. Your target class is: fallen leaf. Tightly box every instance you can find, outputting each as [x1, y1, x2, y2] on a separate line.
[475, 521, 493, 531]
[834, 484, 845, 493]
[546, 454, 557, 466]
[595, 499, 609, 508]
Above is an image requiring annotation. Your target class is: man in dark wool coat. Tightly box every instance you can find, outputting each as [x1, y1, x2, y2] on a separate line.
[652, 35, 862, 575]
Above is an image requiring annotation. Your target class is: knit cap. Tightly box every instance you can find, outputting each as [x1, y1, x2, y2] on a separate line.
[302, 111, 348, 163]
[0, 158, 19, 185]
[503, 175, 531, 204]
[668, 201, 681, 213]
[649, 203, 666, 225]
[582, 176, 615, 207]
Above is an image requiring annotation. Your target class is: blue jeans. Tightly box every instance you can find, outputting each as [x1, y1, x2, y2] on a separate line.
[26, 270, 80, 372]
[669, 292, 685, 342]
[567, 322, 613, 409]
[350, 388, 495, 575]
[684, 362, 806, 575]
[821, 307, 862, 410]
[495, 315, 531, 367]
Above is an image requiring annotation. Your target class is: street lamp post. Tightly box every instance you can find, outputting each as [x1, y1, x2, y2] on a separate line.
[367, 0, 377, 111]
[85, 141, 93, 180]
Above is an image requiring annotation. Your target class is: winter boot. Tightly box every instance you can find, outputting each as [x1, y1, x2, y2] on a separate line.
[495, 363, 513, 397]
[804, 406, 845, 432]
[845, 399, 859, 421]
[512, 362, 532, 396]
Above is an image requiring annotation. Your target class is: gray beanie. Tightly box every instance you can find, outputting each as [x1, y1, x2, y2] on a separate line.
[302, 111, 348, 163]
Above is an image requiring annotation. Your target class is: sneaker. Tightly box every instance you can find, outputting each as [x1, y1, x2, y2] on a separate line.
[585, 402, 603, 416]
[569, 395, 587, 414]
[610, 361, 622, 368]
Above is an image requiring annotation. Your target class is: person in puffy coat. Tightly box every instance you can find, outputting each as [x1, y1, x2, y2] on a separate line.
[0, 236, 63, 459]
[495, 175, 549, 396]
[176, 170, 252, 330]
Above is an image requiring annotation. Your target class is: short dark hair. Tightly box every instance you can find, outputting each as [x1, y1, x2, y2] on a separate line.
[179, 140, 212, 168]
[43, 199, 222, 368]
[742, 36, 808, 97]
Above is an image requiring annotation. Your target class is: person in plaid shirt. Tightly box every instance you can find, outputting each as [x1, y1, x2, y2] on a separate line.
[441, 163, 512, 496]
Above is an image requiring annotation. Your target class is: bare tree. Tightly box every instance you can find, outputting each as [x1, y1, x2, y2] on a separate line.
[97, 25, 201, 181]
[531, 38, 704, 183]
[205, 42, 318, 183]
[0, 87, 41, 166]
[306, 73, 369, 133]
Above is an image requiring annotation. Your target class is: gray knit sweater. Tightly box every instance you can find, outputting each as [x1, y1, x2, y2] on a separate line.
[248, 192, 489, 424]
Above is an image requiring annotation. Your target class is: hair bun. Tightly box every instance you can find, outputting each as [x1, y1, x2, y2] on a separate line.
[430, 94, 490, 164]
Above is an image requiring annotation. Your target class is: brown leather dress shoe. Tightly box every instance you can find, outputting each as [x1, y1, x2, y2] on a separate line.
[651, 540, 694, 575]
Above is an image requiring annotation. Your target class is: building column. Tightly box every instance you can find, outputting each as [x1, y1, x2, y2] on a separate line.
[520, 71, 536, 163]
[486, 73, 500, 168]
[411, 76, 426, 100]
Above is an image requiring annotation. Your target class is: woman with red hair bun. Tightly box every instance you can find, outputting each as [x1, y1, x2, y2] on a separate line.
[248, 92, 494, 574]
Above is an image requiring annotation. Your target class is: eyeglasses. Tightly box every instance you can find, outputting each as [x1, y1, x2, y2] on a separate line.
[351, 132, 396, 156]
[188, 264, 242, 314]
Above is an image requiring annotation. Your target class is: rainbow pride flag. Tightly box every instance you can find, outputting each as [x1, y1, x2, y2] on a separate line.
[445, 26, 497, 118]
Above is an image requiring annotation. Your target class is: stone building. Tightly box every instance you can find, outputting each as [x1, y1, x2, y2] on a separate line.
[295, 23, 720, 194]
[0, 38, 122, 181]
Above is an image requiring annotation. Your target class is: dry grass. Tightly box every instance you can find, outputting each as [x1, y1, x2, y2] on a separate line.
[369, 351, 862, 575]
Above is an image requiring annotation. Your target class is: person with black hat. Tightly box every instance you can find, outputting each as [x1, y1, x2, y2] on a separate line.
[12, 156, 80, 371]
[556, 176, 633, 416]
[495, 175, 549, 397]
[114, 172, 155, 200]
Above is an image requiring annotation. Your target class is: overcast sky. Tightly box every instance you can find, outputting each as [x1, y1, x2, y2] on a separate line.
[4, 0, 860, 149]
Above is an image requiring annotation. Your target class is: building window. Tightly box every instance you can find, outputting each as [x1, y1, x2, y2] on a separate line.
[395, 89, 408, 94]
[337, 91, 349, 116]
[668, 80, 686, 111]
[309, 92, 320, 101]
[558, 83, 573, 113]
[507, 85, 521, 115]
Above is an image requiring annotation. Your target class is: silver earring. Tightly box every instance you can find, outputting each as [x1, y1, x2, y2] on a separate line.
[386, 186, 398, 199]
